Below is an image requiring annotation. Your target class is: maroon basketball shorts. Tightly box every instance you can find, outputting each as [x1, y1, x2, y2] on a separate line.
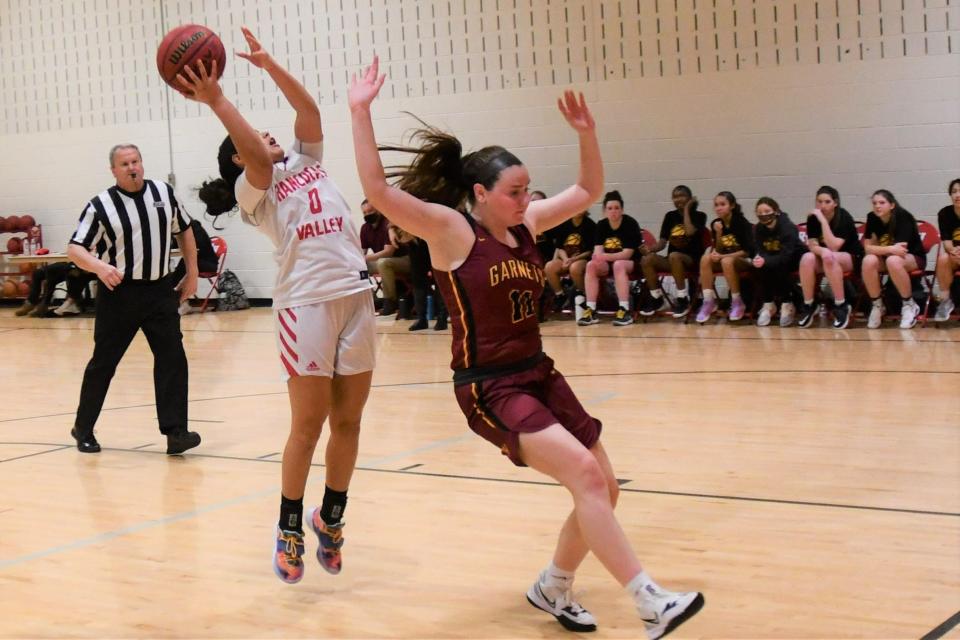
[453, 355, 602, 466]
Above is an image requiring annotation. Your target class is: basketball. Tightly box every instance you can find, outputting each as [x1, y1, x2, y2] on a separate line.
[16, 281, 29, 297]
[5, 215, 21, 231]
[1, 280, 16, 297]
[157, 25, 226, 90]
[18, 215, 35, 231]
[6, 237, 22, 254]
[0, 217, 7, 232]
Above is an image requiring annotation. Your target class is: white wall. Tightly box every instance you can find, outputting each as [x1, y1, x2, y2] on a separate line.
[1, 0, 957, 298]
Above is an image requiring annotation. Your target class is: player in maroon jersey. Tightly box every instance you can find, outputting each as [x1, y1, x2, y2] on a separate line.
[348, 58, 703, 639]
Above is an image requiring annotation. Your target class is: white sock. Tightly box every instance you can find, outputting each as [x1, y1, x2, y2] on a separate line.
[626, 571, 663, 605]
[650, 289, 663, 299]
[541, 562, 575, 592]
[834, 297, 845, 305]
[703, 289, 716, 301]
[618, 298, 630, 310]
[732, 292, 742, 302]
[587, 301, 597, 311]
[873, 298, 883, 307]
[804, 298, 814, 306]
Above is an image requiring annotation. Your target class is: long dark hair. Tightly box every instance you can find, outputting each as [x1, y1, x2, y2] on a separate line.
[716, 191, 744, 221]
[602, 190, 624, 208]
[380, 116, 522, 210]
[816, 185, 841, 206]
[197, 136, 243, 229]
[948, 178, 960, 195]
[755, 196, 780, 212]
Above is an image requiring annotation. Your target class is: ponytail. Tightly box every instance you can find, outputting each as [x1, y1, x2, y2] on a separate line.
[197, 135, 243, 229]
[381, 114, 522, 210]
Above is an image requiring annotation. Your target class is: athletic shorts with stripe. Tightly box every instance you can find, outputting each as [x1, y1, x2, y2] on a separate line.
[453, 355, 602, 466]
[274, 290, 377, 381]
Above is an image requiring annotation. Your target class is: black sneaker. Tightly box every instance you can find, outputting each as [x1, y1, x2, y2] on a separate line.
[796, 302, 819, 328]
[672, 296, 690, 318]
[70, 428, 101, 453]
[639, 296, 662, 317]
[166, 430, 201, 455]
[832, 302, 851, 329]
[551, 293, 567, 314]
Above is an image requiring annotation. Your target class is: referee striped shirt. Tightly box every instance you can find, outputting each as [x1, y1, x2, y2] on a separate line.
[70, 179, 192, 281]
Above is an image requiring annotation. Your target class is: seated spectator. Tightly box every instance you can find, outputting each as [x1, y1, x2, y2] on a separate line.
[373, 219, 412, 317]
[750, 197, 805, 327]
[932, 178, 960, 322]
[359, 199, 396, 310]
[797, 186, 863, 329]
[638, 185, 707, 319]
[695, 191, 755, 323]
[579, 190, 642, 327]
[15, 262, 90, 317]
[862, 189, 925, 329]
[172, 219, 220, 315]
[544, 209, 595, 315]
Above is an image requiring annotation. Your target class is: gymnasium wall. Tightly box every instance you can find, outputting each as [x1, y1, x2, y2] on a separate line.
[0, 0, 957, 298]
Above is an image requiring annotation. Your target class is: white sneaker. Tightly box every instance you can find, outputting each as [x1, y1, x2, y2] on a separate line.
[934, 297, 954, 322]
[53, 299, 81, 316]
[779, 302, 796, 327]
[899, 299, 919, 329]
[637, 586, 705, 640]
[526, 572, 597, 632]
[867, 301, 885, 329]
[756, 302, 776, 327]
[178, 301, 194, 316]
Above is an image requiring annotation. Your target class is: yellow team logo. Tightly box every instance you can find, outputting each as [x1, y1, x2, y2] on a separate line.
[603, 236, 623, 252]
[763, 238, 781, 252]
[669, 224, 689, 248]
[953, 228, 960, 243]
[718, 233, 740, 251]
[563, 232, 582, 252]
[878, 233, 893, 247]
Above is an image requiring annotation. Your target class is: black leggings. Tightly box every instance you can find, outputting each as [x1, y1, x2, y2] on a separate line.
[756, 265, 798, 304]
[28, 263, 93, 305]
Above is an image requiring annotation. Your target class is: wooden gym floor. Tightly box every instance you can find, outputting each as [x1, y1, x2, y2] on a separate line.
[0, 308, 958, 639]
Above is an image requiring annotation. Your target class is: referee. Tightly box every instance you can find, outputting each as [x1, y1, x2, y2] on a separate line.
[67, 144, 201, 454]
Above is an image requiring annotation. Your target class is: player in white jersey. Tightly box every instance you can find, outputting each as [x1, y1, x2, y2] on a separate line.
[183, 28, 376, 584]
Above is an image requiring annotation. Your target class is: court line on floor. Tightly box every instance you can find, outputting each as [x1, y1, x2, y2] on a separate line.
[0, 441, 956, 519]
[0, 445, 73, 463]
[3, 367, 956, 425]
[4, 322, 959, 343]
[921, 610, 960, 640]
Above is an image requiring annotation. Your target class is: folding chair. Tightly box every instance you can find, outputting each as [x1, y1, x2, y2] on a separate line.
[198, 236, 228, 313]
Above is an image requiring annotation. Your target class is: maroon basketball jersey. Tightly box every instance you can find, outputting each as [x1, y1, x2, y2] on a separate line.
[434, 215, 545, 378]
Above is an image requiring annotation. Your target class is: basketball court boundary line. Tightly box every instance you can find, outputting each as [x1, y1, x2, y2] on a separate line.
[1, 368, 957, 425]
[921, 610, 960, 640]
[1, 441, 957, 519]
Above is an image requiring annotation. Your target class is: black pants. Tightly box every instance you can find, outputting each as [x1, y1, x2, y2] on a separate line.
[756, 265, 799, 304]
[74, 276, 188, 436]
[28, 263, 95, 305]
[409, 239, 447, 317]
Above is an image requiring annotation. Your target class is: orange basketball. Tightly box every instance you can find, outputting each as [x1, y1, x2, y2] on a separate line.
[156, 24, 226, 90]
[16, 281, 29, 297]
[6, 237, 23, 254]
[1, 280, 16, 298]
[0, 217, 7, 232]
[18, 215, 35, 231]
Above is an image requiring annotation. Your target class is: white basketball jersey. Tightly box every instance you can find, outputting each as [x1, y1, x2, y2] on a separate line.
[236, 139, 372, 309]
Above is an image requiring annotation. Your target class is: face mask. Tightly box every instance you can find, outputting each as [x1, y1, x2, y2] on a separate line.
[757, 213, 777, 226]
[363, 214, 380, 224]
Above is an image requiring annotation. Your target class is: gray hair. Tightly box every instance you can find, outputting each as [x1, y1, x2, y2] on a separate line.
[109, 144, 141, 167]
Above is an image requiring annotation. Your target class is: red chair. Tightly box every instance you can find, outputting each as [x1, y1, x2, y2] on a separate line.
[199, 236, 227, 313]
[914, 221, 940, 325]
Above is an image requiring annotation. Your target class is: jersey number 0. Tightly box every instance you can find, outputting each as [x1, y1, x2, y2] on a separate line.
[308, 188, 323, 214]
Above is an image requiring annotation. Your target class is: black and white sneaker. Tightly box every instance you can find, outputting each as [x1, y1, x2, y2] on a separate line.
[637, 587, 704, 640]
[526, 574, 597, 632]
[639, 296, 669, 316]
[672, 296, 690, 318]
[832, 302, 851, 329]
[796, 302, 820, 328]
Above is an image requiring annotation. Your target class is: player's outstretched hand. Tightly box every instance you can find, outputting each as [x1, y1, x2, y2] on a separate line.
[236, 27, 276, 71]
[557, 90, 595, 133]
[176, 59, 222, 105]
[349, 56, 387, 111]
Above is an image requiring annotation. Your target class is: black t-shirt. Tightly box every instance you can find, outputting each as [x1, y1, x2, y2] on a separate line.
[659, 209, 708, 256]
[938, 205, 960, 245]
[595, 215, 642, 254]
[864, 209, 924, 258]
[805, 208, 864, 258]
[550, 216, 596, 258]
[711, 215, 755, 255]
[535, 232, 554, 262]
